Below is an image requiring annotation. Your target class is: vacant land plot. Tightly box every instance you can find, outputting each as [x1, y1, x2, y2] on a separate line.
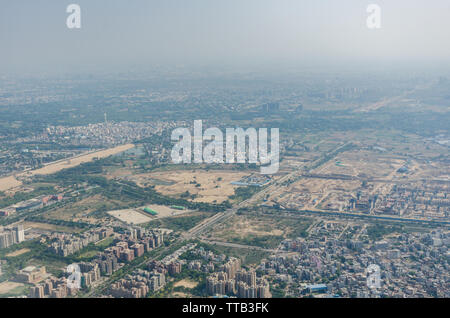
[174, 279, 199, 289]
[22, 221, 81, 233]
[315, 150, 405, 178]
[132, 170, 248, 203]
[45, 194, 125, 222]
[0, 144, 134, 192]
[146, 212, 212, 232]
[6, 248, 30, 257]
[0, 176, 22, 192]
[139, 204, 192, 219]
[23, 144, 135, 177]
[275, 178, 361, 210]
[0, 282, 26, 297]
[209, 214, 313, 249]
[75, 250, 100, 260]
[108, 209, 152, 224]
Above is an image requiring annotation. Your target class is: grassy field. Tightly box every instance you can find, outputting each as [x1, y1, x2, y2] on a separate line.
[44, 194, 126, 221]
[196, 242, 270, 266]
[145, 212, 212, 232]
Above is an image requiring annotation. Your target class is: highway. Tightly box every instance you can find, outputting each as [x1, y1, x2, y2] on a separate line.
[183, 142, 353, 239]
[88, 140, 448, 297]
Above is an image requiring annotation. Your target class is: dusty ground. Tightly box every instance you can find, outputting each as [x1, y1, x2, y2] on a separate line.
[0, 176, 22, 192]
[0, 144, 134, 192]
[132, 170, 248, 203]
[313, 150, 405, 178]
[107, 209, 152, 224]
[173, 279, 199, 289]
[24, 144, 134, 176]
[208, 214, 313, 250]
[139, 204, 192, 219]
[211, 215, 287, 244]
[275, 178, 361, 210]
[270, 149, 410, 210]
[6, 248, 30, 257]
[0, 282, 25, 295]
[22, 221, 82, 233]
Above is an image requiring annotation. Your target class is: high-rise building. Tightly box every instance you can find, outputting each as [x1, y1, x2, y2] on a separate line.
[0, 226, 22, 248]
[15, 225, 25, 243]
[168, 262, 182, 276]
[30, 285, 45, 298]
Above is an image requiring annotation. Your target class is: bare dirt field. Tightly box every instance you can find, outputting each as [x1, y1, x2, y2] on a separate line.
[0, 176, 22, 192]
[214, 216, 285, 239]
[0, 144, 134, 192]
[6, 248, 30, 257]
[132, 170, 248, 203]
[0, 281, 25, 295]
[174, 279, 199, 289]
[275, 178, 362, 210]
[22, 221, 82, 233]
[208, 214, 313, 249]
[140, 204, 192, 219]
[108, 209, 152, 224]
[108, 204, 193, 224]
[314, 150, 405, 178]
[24, 144, 135, 177]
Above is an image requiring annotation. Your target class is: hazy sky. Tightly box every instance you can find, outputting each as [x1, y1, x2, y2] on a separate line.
[1, 0, 450, 74]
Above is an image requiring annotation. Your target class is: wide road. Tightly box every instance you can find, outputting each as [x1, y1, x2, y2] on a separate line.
[183, 142, 353, 239]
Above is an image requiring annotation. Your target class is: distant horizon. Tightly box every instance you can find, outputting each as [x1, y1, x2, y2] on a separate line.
[2, 58, 450, 79]
[2, 0, 450, 75]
